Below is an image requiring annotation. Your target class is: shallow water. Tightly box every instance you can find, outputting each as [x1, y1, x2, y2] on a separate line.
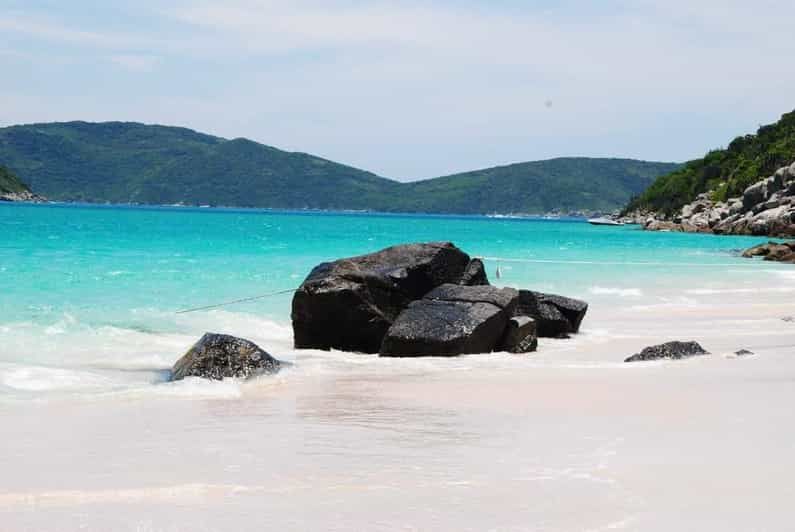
[1, 203, 794, 530]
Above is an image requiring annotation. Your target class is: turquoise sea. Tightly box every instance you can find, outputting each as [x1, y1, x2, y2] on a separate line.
[0, 203, 777, 322]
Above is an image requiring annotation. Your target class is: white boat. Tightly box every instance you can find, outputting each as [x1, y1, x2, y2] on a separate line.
[587, 217, 624, 226]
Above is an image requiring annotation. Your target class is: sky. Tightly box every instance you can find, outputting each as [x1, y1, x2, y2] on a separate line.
[2, 0, 795, 181]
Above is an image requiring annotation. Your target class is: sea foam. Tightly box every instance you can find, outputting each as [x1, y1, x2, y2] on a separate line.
[589, 286, 643, 297]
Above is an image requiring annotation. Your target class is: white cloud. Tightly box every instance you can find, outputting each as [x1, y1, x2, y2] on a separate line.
[109, 54, 161, 72]
[0, 11, 148, 49]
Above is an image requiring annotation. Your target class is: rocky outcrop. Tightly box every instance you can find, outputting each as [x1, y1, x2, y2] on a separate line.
[636, 161, 795, 238]
[293, 242, 588, 356]
[624, 341, 709, 363]
[171, 333, 282, 380]
[741, 241, 795, 263]
[0, 190, 45, 202]
[380, 284, 518, 357]
[291, 242, 471, 353]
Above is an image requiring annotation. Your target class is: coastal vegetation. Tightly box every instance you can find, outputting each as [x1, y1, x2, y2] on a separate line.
[0, 164, 29, 194]
[626, 110, 795, 216]
[0, 121, 677, 214]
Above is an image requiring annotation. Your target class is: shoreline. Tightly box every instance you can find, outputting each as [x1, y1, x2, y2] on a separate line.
[2, 270, 795, 530]
[0, 198, 609, 220]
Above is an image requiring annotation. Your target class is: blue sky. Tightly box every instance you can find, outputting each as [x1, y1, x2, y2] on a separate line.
[2, 0, 794, 180]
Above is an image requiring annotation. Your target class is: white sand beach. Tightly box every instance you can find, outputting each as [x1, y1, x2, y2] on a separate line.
[2, 267, 794, 531]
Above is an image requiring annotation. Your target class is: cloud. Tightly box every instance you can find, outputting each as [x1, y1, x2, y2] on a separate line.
[1, 1, 795, 178]
[109, 54, 161, 73]
[0, 11, 148, 49]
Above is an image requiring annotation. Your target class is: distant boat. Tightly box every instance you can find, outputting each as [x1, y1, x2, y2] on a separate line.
[587, 217, 624, 226]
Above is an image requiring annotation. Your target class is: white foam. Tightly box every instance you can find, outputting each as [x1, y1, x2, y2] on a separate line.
[685, 286, 795, 295]
[0, 364, 117, 392]
[589, 286, 643, 297]
[0, 483, 266, 507]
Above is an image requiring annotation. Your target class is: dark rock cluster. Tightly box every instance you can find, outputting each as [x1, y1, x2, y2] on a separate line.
[291, 242, 588, 357]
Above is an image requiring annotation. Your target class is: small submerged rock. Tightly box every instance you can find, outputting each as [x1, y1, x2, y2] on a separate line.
[624, 341, 709, 363]
[171, 333, 282, 381]
[734, 349, 755, 357]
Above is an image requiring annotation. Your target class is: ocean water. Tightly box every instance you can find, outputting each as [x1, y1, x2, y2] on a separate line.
[2, 202, 795, 531]
[0, 202, 786, 398]
[1, 202, 779, 319]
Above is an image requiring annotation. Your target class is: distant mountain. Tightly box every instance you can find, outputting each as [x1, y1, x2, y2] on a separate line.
[626, 110, 795, 215]
[0, 122, 397, 209]
[394, 158, 679, 214]
[0, 164, 29, 194]
[0, 121, 678, 213]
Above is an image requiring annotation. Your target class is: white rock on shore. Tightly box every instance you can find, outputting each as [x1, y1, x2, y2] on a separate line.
[0, 190, 45, 202]
[634, 161, 795, 237]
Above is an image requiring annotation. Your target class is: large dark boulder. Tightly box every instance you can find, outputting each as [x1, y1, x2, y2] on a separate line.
[500, 316, 538, 353]
[624, 341, 709, 363]
[380, 284, 518, 357]
[171, 333, 281, 380]
[515, 290, 588, 338]
[291, 242, 471, 353]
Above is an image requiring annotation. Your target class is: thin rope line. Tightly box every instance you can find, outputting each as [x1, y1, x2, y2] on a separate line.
[478, 256, 772, 268]
[175, 288, 297, 314]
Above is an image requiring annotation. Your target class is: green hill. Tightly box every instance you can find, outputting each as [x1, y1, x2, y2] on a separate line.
[0, 121, 677, 213]
[0, 165, 30, 194]
[396, 158, 678, 214]
[626, 110, 795, 215]
[0, 121, 397, 208]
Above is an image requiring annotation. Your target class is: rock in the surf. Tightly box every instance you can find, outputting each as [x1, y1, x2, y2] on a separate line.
[291, 242, 471, 353]
[624, 341, 709, 363]
[741, 241, 795, 263]
[458, 258, 490, 286]
[499, 316, 538, 353]
[379, 284, 518, 357]
[171, 333, 281, 380]
[514, 290, 588, 338]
